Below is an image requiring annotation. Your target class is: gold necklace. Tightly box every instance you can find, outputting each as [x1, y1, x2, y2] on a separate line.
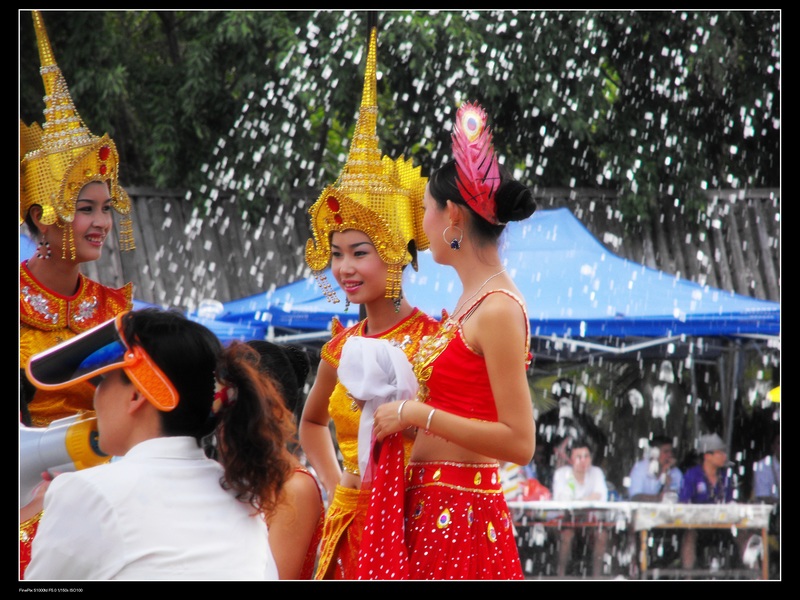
[451, 268, 507, 318]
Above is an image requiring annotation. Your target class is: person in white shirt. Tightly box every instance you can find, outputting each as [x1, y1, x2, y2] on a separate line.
[552, 437, 609, 577]
[25, 308, 295, 580]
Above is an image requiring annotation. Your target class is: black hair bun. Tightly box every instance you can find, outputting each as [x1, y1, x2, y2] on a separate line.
[495, 180, 537, 223]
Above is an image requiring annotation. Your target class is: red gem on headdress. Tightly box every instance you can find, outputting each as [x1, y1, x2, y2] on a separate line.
[334, 214, 343, 225]
[99, 164, 108, 176]
[99, 145, 111, 161]
[327, 196, 340, 212]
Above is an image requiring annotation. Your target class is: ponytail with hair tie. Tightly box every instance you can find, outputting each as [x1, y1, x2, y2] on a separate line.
[212, 378, 237, 416]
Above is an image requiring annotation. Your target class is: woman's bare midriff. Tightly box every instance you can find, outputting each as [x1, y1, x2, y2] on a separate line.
[340, 471, 361, 490]
[410, 431, 496, 465]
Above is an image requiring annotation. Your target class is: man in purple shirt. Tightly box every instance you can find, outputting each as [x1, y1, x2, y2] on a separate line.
[679, 433, 740, 571]
[679, 433, 734, 504]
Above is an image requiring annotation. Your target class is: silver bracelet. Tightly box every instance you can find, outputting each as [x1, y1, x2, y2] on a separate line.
[397, 400, 408, 426]
[425, 408, 436, 432]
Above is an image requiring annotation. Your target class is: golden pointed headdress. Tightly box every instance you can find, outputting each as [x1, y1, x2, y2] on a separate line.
[305, 25, 428, 304]
[20, 10, 135, 259]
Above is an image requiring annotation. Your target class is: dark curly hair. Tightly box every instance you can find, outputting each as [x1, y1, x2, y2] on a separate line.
[122, 309, 294, 517]
[214, 342, 295, 516]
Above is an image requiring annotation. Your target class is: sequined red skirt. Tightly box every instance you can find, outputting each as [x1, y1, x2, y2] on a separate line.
[404, 461, 524, 580]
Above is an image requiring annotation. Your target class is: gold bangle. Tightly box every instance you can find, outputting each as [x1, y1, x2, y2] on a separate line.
[397, 399, 408, 426]
[425, 408, 436, 432]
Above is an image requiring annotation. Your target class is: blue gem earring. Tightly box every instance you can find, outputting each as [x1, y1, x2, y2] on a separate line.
[443, 225, 463, 251]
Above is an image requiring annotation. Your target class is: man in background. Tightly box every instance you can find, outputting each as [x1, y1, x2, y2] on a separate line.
[552, 438, 609, 578]
[752, 432, 780, 578]
[752, 432, 779, 504]
[628, 435, 683, 502]
[679, 433, 738, 572]
[626, 435, 684, 573]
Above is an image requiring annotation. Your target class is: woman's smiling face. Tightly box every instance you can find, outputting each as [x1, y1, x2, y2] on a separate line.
[330, 229, 388, 305]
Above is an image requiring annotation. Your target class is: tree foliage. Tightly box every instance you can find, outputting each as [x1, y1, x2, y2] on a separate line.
[20, 10, 779, 220]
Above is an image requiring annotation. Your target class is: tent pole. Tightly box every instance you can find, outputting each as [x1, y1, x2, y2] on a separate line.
[689, 343, 699, 450]
[716, 352, 727, 445]
[725, 339, 742, 453]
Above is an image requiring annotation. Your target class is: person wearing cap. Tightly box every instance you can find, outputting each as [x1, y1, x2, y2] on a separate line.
[367, 100, 538, 579]
[25, 308, 294, 580]
[298, 23, 440, 580]
[678, 432, 737, 572]
[679, 433, 733, 504]
[19, 10, 136, 579]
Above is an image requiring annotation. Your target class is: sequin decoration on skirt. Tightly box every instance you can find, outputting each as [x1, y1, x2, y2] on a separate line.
[404, 461, 524, 580]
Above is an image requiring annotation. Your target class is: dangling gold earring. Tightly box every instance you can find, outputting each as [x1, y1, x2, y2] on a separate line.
[443, 224, 463, 250]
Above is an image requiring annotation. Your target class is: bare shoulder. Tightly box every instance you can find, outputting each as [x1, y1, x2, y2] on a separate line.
[282, 470, 323, 511]
[473, 289, 527, 325]
[287, 469, 321, 495]
[465, 289, 528, 354]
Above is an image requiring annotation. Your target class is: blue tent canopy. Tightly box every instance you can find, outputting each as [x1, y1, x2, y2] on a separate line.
[23, 207, 778, 346]
[215, 207, 779, 343]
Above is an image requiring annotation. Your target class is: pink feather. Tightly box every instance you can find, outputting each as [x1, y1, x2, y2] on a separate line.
[451, 101, 501, 224]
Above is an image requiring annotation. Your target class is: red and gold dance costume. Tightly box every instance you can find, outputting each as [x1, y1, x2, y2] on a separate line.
[19, 512, 41, 579]
[314, 310, 439, 579]
[360, 290, 531, 580]
[405, 290, 531, 579]
[407, 290, 531, 579]
[304, 23, 434, 581]
[293, 467, 326, 580]
[21, 262, 133, 427]
[19, 11, 135, 579]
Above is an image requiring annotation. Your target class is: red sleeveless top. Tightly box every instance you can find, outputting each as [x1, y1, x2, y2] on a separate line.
[412, 289, 531, 421]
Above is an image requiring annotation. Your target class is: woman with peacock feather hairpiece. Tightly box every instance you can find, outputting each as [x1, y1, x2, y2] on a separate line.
[364, 101, 538, 580]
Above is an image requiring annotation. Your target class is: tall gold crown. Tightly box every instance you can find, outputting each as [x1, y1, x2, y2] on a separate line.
[20, 10, 134, 259]
[305, 26, 428, 304]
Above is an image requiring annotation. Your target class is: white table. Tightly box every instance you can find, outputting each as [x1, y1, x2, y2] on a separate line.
[632, 502, 772, 580]
[507, 501, 773, 579]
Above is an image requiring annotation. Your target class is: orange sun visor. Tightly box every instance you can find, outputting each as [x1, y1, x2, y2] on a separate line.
[25, 311, 179, 411]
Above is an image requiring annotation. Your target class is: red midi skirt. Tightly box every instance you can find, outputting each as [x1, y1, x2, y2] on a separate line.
[404, 461, 524, 580]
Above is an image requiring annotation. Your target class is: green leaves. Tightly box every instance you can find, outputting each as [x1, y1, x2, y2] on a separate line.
[20, 10, 779, 220]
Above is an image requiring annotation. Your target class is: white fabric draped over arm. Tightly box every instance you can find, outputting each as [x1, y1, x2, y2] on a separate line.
[338, 337, 419, 476]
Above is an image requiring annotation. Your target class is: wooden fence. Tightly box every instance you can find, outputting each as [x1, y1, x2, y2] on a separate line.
[76, 187, 780, 312]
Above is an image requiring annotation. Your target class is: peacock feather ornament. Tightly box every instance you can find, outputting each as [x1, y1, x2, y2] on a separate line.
[451, 102, 502, 225]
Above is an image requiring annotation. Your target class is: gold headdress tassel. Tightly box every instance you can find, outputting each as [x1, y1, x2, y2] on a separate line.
[304, 22, 428, 306]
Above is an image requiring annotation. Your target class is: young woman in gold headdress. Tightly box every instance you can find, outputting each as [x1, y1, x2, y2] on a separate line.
[19, 11, 135, 578]
[298, 25, 440, 580]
